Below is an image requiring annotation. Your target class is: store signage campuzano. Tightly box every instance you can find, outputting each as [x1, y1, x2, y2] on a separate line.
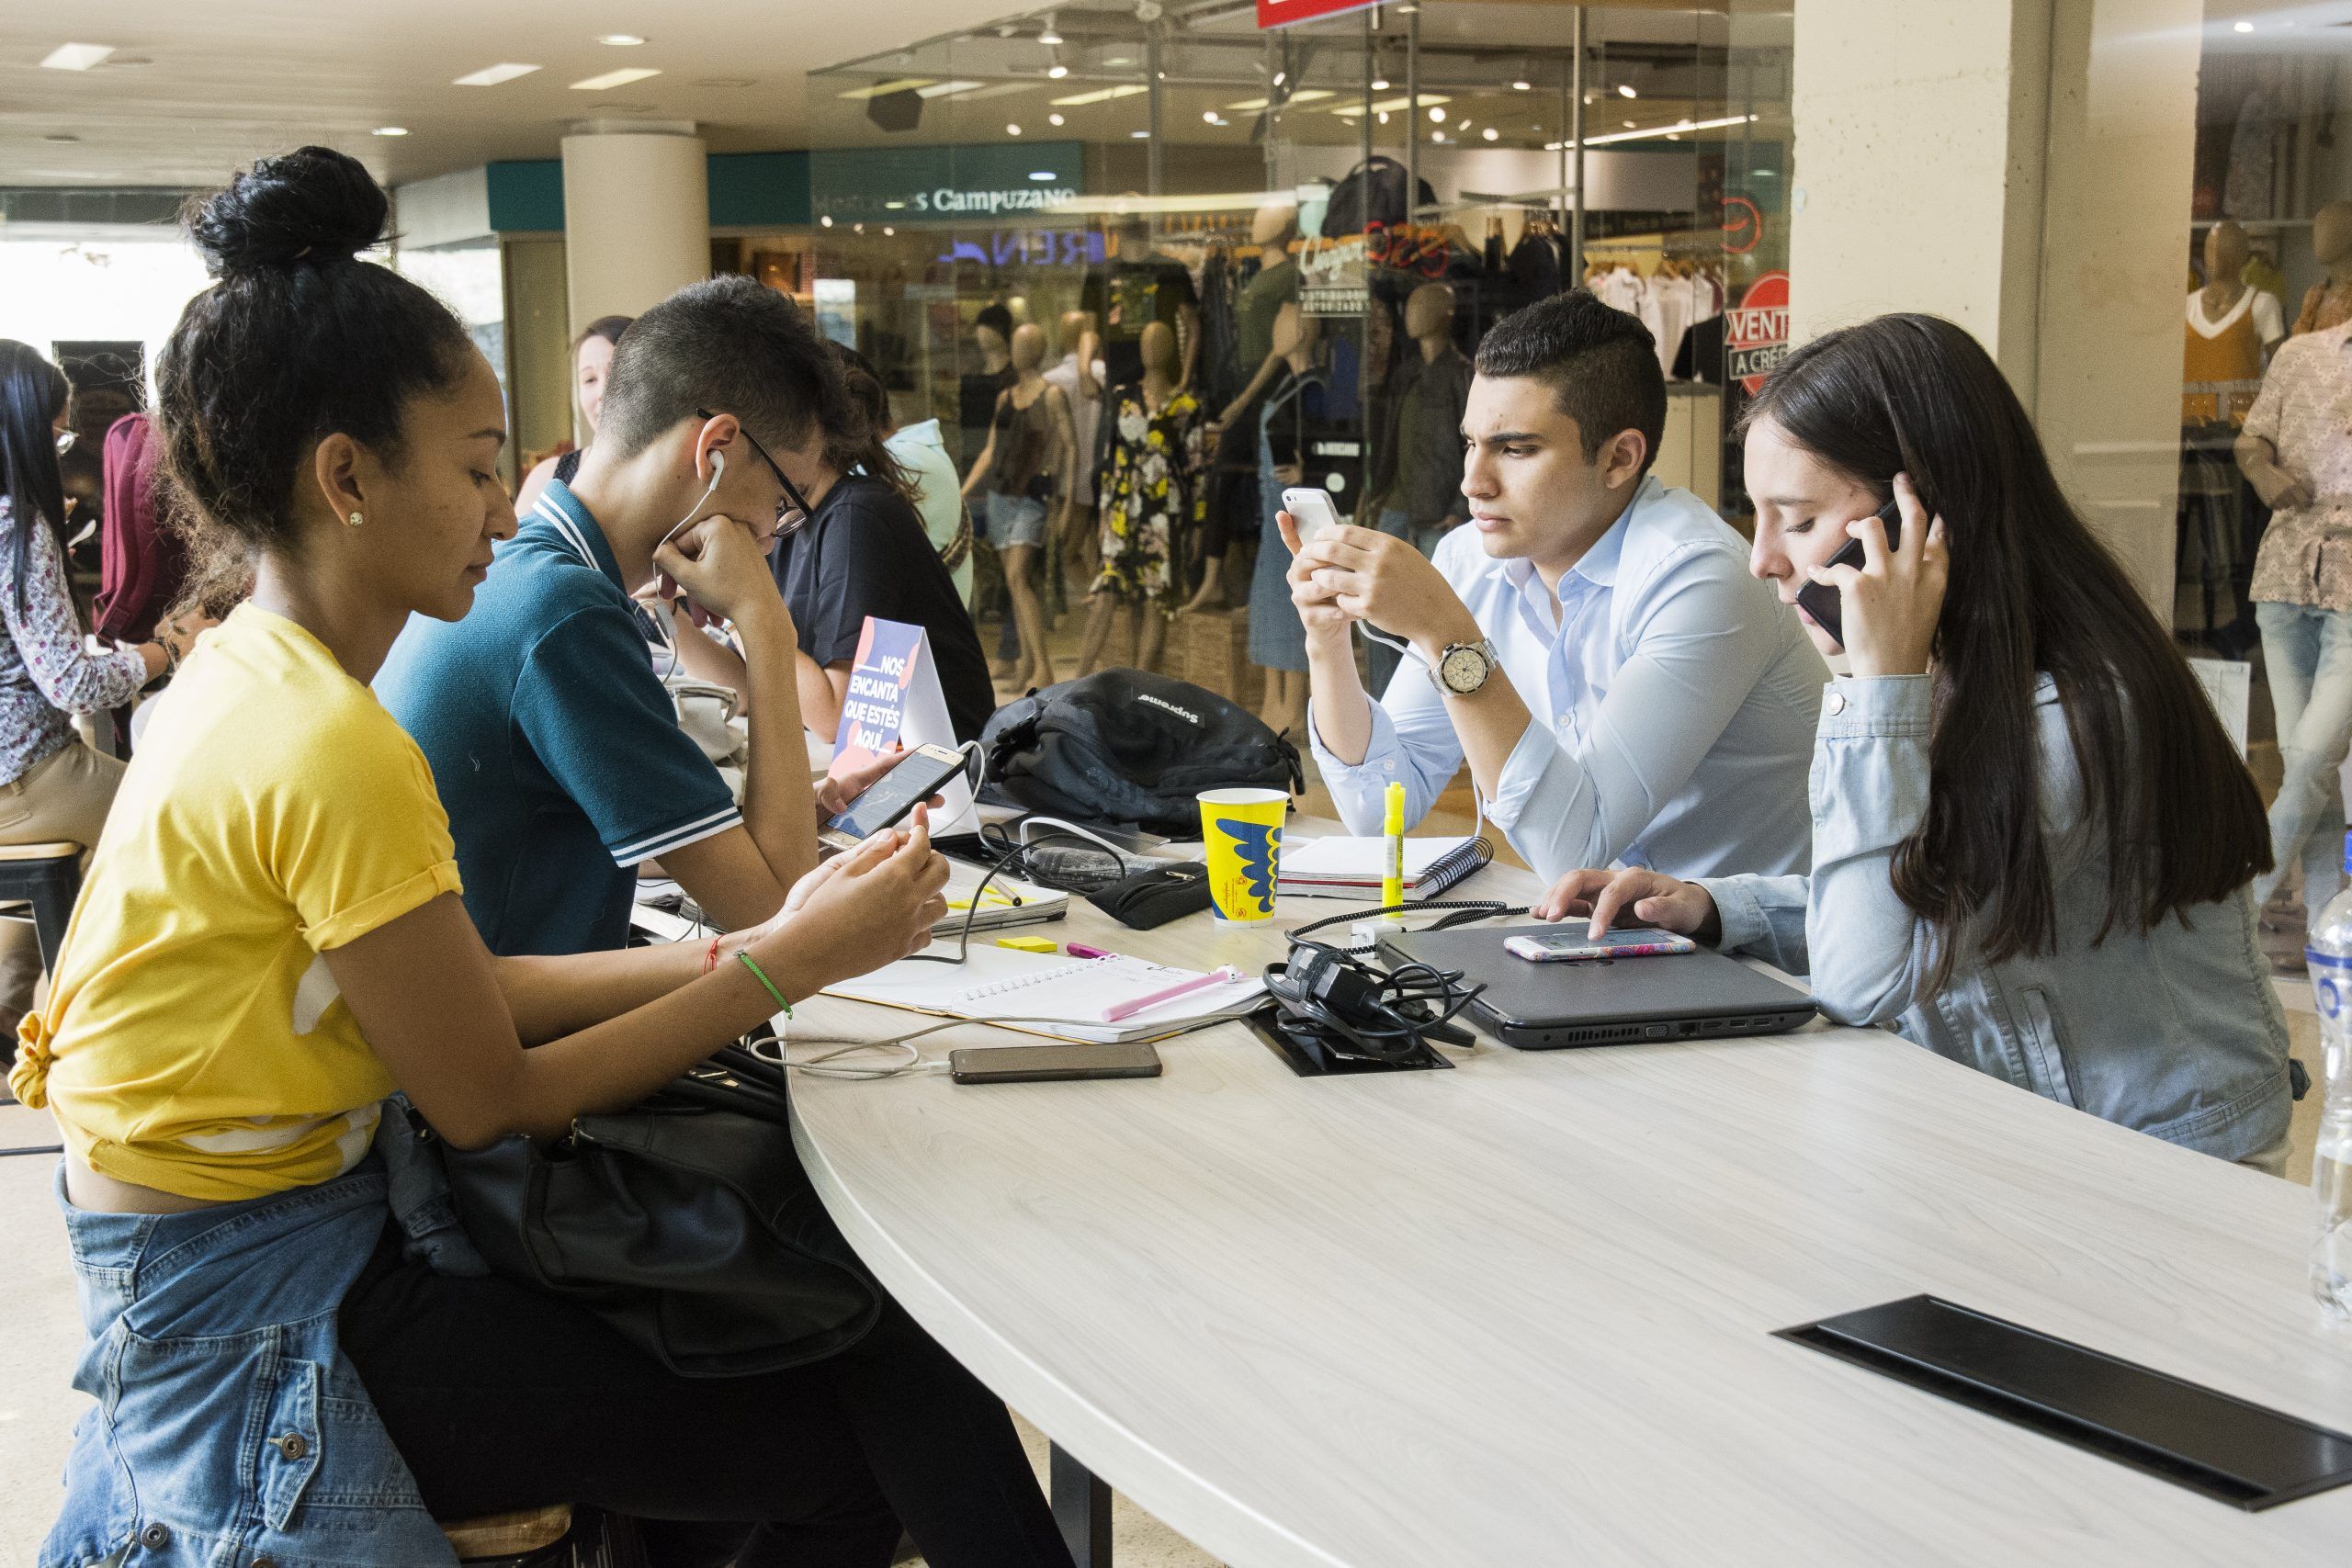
[1257, 0, 1385, 28]
[809, 141, 1086, 225]
[1728, 271, 1790, 394]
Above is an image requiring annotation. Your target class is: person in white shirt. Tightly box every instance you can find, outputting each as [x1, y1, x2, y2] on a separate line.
[1283, 289, 1825, 882]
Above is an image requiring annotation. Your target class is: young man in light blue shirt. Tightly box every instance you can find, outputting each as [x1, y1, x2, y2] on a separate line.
[1285, 290, 1824, 883]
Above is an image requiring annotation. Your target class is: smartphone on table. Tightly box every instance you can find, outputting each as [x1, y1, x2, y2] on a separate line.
[949, 1041, 1164, 1085]
[1792, 496, 1904, 650]
[820, 742, 970, 852]
[1281, 486, 1343, 546]
[1504, 928, 1700, 964]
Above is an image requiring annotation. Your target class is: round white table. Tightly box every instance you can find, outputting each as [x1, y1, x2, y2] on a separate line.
[786, 850, 2352, 1566]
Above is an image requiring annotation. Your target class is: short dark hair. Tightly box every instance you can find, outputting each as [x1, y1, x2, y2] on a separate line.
[157, 145, 477, 559]
[974, 302, 1014, 341]
[1474, 290, 1665, 475]
[596, 276, 859, 469]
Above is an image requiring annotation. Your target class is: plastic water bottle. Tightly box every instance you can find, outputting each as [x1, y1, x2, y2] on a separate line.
[2304, 832, 2352, 1320]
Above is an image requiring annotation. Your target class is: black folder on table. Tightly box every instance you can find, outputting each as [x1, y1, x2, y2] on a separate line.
[1778, 1295, 2352, 1509]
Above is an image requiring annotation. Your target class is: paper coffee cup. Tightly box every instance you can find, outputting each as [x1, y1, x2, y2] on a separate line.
[1198, 787, 1288, 924]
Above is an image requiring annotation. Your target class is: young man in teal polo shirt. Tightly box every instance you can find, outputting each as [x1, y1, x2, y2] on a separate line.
[379, 276, 887, 955]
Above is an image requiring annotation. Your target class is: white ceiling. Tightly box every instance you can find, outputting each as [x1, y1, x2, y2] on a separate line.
[0, 0, 1048, 188]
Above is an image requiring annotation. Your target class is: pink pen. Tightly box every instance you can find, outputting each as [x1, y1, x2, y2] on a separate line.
[1065, 943, 1115, 960]
[1101, 965, 1245, 1022]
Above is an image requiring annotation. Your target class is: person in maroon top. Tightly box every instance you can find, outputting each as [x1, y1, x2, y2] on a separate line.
[95, 411, 191, 646]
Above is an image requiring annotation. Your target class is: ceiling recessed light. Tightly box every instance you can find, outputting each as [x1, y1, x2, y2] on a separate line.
[1204, 109, 1220, 123]
[1038, 16, 1063, 46]
[883, 226, 894, 235]
[2233, 18, 2254, 31]
[595, 33, 647, 46]
[1047, 63, 1068, 78]
[455, 62, 541, 87]
[1371, 76, 1389, 90]
[1008, 122, 1023, 135]
[372, 126, 410, 137]
[884, 200, 905, 209]
[820, 215, 834, 227]
[1048, 112, 1065, 125]
[1429, 106, 1445, 122]
[1431, 131, 1445, 142]
[1623, 119, 1637, 129]
[1105, 56, 1133, 67]
[1619, 84, 1637, 98]
[1512, 78, 1532, 91]
[42, 132, 80, 143]
[1482, 127, 1498, 141]
[1130, 129, 1149, 139]
[1377, 111, 1390, 125]
[1030, 170, 1057, 181]
[40, 43, 116, 72]
[854, 222, 865, 233]
[570, 66, 661, 91]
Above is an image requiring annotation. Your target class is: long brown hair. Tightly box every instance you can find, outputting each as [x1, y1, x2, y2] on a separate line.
[829, 344, 914, 504]
[1742, 313, 2268, 975]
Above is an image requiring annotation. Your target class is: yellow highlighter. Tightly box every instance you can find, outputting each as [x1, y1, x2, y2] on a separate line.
[1382, 781, 1407, 911]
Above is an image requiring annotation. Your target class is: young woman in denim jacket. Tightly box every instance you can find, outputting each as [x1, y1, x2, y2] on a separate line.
[1538, 313, 2294, 1172]
[9, 147, 1077, 1568]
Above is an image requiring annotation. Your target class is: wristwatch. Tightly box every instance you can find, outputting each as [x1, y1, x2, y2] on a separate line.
[1430, 637, 1501, 696]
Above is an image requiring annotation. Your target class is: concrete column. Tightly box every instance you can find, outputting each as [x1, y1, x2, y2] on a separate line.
[560, 120, 709, 382]
[1788, 0, 2201, 611]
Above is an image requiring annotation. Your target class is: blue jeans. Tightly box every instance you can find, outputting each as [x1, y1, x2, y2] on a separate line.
[2256, 599, 2352, 920]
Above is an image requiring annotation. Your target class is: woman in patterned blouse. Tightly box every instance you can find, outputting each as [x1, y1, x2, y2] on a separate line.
[0, 343, 204, 1034]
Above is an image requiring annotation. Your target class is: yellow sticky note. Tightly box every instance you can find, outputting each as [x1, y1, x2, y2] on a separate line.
[995, 935, 1060, 953]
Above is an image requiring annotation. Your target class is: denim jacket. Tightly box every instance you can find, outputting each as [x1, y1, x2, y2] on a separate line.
[42, 1152, 458, 1568]
[1696, 674, 2292, 1162]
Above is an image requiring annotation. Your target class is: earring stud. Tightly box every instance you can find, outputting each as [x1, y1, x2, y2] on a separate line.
[345, 510, 365, 527]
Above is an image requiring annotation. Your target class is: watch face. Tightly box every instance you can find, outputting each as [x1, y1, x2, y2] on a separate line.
[1441, 644, 1488, 694]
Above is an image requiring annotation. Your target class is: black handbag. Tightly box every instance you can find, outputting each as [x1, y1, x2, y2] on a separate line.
[425, 1042, 879, 1379]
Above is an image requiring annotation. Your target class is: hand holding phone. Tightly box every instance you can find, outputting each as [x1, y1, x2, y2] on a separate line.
[820, 743, 971, 852]
[1792, 497, 1902, 651]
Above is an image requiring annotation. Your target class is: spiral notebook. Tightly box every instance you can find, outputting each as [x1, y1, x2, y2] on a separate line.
[822, 944, 1267, 1044]
[1276, 834, 1487, 897]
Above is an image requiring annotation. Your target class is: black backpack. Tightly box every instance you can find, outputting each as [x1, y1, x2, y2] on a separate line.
[978, 671, 1303, 837]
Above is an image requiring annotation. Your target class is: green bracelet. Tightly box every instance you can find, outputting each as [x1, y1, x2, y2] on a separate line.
[736, 950, 792, 1017]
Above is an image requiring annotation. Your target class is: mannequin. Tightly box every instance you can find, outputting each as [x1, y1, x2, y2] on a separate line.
[2295, 199, 2352, 336]
[1353, 282, 1472, 693]
[1044, 309, 1105, 588]
[2184, 221, 2282, 428]
[1244, 303, 1327, 738]
[962, 322, 1077, 691]
[1078, 321, 1204, 676]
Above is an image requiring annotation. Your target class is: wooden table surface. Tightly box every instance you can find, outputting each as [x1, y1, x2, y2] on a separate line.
[781, 839, 2352, 1567]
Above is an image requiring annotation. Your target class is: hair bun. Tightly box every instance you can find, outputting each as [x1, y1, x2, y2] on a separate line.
[187, 145, 390, 277]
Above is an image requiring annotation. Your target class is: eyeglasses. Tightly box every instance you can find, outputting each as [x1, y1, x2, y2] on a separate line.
[696, 408, 811, 538]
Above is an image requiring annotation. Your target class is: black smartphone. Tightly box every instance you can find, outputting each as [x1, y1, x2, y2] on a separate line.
[948, 1041, 1164, 1085]
[1792, 496, 1904, 650]
[820, 742, 969, 852]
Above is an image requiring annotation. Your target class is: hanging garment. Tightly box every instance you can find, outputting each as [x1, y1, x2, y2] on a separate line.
[2182, 287, 2283, 427]
[1197, 247, 1245, 412]
[1507, 228, 1564, 306]
[2223, 87, 2278, 220]
[1092, 384, 1208, 608]
[1321, 157, 1438, 237]
[1652, 273, 1697, 378]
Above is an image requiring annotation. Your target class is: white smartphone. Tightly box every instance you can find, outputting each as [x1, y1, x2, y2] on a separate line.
[1282, 486, 1343, 545]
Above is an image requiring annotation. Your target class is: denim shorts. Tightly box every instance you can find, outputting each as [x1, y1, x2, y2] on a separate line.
[985, 491, 1049, 550]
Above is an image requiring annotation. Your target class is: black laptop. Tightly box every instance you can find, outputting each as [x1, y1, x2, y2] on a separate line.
[1374, 924, 1816, 1050]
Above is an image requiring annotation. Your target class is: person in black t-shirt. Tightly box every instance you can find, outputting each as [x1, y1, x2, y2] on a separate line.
[771, 361, 996, 742]
[1080, 216, 1201, 389]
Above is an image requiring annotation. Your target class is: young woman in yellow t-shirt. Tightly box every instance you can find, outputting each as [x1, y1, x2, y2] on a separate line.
[8, 147, 1075, 1568]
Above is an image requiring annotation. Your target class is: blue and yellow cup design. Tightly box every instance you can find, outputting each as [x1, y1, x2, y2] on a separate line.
[1198, 787, 1288, 924]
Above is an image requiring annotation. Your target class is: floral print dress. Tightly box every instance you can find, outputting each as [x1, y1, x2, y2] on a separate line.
[1092, 384, 1207, 608]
